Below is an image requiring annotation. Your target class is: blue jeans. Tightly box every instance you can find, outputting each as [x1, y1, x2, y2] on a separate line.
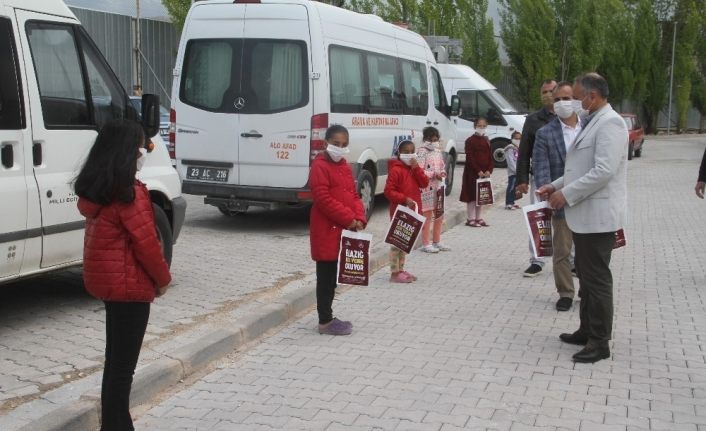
[505, 175, 517, 206]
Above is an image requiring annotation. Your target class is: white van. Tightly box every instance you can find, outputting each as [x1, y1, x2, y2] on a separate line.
[437, 63, 526, 168]
[171, 0, 460, 219]
[0, 0, 185, 284]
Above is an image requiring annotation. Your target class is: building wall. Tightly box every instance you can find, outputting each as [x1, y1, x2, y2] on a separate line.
[69, 7, 178, 107]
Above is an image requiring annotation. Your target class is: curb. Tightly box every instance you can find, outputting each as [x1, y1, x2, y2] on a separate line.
[18, 184, 504, 431]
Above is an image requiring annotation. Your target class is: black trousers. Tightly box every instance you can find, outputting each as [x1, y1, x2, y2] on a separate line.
[316, 261, 337, 325]
[101, 301, 150, 431]
[572, 232, 615, 346]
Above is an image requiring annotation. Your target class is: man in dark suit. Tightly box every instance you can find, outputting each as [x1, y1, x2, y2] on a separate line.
[537, 73, 628, 363]
[517, 79, 556, 277]
[533, 82, 580, 312]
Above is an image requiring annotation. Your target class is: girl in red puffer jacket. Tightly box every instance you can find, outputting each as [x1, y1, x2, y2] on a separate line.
[309, 125, 366, 336]
[384, 140, 429, 283]
[74, 119, 171, 431]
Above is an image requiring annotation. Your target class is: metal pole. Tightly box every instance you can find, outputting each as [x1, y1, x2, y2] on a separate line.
[133, 0, 142, 95]
[667, 21, 677, 135]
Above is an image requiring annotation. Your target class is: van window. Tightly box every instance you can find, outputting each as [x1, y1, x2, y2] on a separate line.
[330, 46, 365, 113]
[430, 67, 448, 113]
[367, 53, 401, 113]
[77, 29, 127, 128]
[181, 39, 308, 114]
[458, 90, 492, 121]
[400, 60, 428, 115]
[0, 17, 24, 130]
[26, 23, 90, 127]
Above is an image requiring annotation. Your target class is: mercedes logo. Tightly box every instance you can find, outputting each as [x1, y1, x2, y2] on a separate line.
[233, 97, 246, 110]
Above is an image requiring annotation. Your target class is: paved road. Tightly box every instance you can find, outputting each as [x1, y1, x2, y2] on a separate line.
[132, 135, 706, 430]
[0, 157, 478, 427]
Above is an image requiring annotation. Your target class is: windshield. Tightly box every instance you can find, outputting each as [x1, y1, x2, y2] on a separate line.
[484, 89, 521, 115]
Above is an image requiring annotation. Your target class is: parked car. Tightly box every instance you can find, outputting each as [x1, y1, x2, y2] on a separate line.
[130, 96, 173, 165]
[621, 113, 644, 160]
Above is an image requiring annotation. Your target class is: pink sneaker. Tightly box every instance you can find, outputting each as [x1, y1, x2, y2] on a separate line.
[401, 270, 417, 281]
[390, 272, 413, 283]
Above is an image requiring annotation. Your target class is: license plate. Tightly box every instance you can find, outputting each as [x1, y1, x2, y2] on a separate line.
[186, 166, 229, 182]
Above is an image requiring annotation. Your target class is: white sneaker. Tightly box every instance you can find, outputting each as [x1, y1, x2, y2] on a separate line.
[421, 245, 440, 253]
[433, 242, 451, 251]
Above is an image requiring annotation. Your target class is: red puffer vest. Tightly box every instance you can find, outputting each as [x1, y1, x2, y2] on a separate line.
[309, 153, 367, 262]
[77, 181, 171, 302]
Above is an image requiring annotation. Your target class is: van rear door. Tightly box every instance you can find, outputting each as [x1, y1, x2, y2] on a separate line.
[237, 3, 311, 188]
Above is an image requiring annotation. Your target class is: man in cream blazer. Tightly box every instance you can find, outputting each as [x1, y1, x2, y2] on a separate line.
[537, 73, 628, 363]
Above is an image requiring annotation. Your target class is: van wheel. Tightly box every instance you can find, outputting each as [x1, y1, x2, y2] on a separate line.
[152, 204, 173, 267]
[445, 152, 456, 196]
[634, 143, 642, 158]
[218, 205, 247, 217]
[628, 142, 634, 160]
[491, 139, 508, 168]
[357, 169, 375, 221]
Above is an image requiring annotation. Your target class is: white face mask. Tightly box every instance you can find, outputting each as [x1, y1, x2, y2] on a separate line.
[511, 139, 520, 146]
[423, 140, 436, 150]
[136, 148, 147, 171]
[475, 127, 487, 136]
[553, 100, 575, 119]
[572, 99, 587, 117]
[399, 153, 416, 166]
[326, 143, 349, 162]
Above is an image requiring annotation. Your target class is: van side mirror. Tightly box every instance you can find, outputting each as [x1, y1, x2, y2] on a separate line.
[141, 94, 160, 138]
[449, 95, 461, 117]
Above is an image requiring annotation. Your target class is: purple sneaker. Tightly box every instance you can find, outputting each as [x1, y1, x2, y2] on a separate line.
[319, 318, 353, 335]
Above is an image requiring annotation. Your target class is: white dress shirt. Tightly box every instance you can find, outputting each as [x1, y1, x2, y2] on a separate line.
[560, 117, 582, 152]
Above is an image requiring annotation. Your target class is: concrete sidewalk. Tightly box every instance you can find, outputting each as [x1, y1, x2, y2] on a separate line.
[131, 139, 706, 430]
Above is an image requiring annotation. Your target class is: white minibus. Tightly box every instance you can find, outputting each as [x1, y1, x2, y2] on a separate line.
[438, 63, 526, 167]
[171, 0, 460, 219]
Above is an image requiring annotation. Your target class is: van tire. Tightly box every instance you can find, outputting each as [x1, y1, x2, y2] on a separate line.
[628, 142, 634, 160]
[491, 139, 508, 169]
[634, 144, 642, 157]
[445, 152, 456, 196]
[152, 204, 173, 267]
[357, 169, 375, 221]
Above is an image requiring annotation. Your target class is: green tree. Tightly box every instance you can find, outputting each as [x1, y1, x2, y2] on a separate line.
[629, 0, 660, 125]
[598, 1, 636, 108]
[691, 5, 706, 132]
[458, 0, 502, 83]
[499, 0, 557, 109]
[673, 0, 699, 133]
[161, 0, 190, 32]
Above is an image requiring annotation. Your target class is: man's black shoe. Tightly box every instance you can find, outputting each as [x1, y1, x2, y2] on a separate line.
[523, 264, 542, 277]
[572, 345, 610, 363]
[556, 297, 573, 311]
[559, 331, 588, 345]
[571, 267, 577, 277]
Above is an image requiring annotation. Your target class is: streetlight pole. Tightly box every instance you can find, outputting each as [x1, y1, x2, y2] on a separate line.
[667, 21, 677, 135]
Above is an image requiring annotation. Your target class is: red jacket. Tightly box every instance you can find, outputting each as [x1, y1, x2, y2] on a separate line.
[309, 153, 367, 262]
[78, 181, 171, 302]
[384, 159, 429, 217]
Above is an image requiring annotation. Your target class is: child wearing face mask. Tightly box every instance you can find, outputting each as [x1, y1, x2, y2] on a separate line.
[74, 120, 171, 430]
[504, 131, 521, 210]
[459, 117, 494, 227]
[416, 127, 450, 253]
[308, 125, 366, 335]
[384, 139, 429, 283]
